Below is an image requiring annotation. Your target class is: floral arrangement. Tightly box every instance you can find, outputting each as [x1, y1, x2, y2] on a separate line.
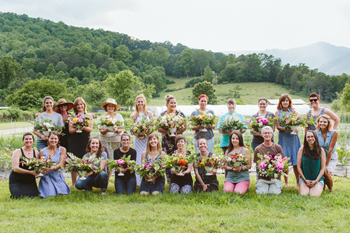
[70, 114, 90, 129]
[195, 155, 221, 174]
[256, 153, 290, 178]
[34, 117, 62, 135]
[125, 116, 156, 136]
[189, 112, 218, 129]
[22, 157, 56, 175]
[225, 153, 249, 167]
[66, 152, 101, 179]
[156, 113, 187, 134]
[164, 153, 194, 173]
[135, 162, 165, 181]
[247, 117, 275, 132]
[97, 115, 123, 130]
[220, 114, 245, 133]
[108, 155, 136, 176]
[276, 112, 309, 129]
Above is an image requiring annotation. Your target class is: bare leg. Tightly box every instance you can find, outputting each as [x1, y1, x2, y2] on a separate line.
[299, 182, 310, 196]
[140, 191, 149, 195]
[71, 171, 77, 187]
[293, 165, 300, 187]
[284, 169, 289, 186]
[309, 184, 323, 197]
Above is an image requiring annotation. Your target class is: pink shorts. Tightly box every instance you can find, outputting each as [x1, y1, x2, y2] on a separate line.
[223, 180, 250, 194]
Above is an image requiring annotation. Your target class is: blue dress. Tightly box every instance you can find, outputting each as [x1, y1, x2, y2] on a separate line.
[277, 109, 301, 166]
[39, 147, 71, 198]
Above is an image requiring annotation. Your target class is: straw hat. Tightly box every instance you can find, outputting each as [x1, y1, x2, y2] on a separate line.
[100, 98, 121, 111]
[53, 99, 74, 112]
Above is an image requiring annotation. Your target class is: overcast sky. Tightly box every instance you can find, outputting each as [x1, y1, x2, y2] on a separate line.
[1, 0, 350, 52]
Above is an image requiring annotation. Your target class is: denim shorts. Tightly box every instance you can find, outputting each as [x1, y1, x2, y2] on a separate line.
[299, 177, 324, 188]
[140, 176, 165, 193]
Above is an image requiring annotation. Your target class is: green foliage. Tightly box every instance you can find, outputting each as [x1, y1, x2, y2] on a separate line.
[341, 83, 350, 112]
[0, 56, 22, 89]
[5, 79, 66, 110]
[203, 66, 214, 83]
[191, 81, 218, 105]
[82, 81, 107, 107]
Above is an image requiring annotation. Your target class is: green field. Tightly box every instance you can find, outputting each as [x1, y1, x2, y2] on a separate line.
[149, 78, 309, 106]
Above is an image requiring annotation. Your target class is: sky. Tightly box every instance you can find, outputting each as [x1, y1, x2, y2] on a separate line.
[1, 0, 350, 52]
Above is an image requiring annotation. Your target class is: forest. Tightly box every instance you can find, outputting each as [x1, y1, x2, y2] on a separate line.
[0, 12, 349, 113]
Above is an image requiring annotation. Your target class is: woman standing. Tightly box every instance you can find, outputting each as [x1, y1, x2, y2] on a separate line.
[140, 133, 166, 195]
[114, 133, 137, 194]
[157, 95, 186, 182]
[316, 114, 338, 192]
[33, 96, 64, 151]
[217, 98, 247, 154]
[297, 130, 326, 197]
[99, 98, 123, 179]
[130, 94, 153, 185]
[275, 94, 301, 186]
[75, 137, 108, 194]
[190, 94, 215, 153]
[9, 133, 39, 198]
[224, 131, 251, 194]
[68, 97, 93, 187]
[53, 99, 73, 151]
[250, 98, 275, 151]
[193, 138, 219, 192]
[306, 92, 340, 131]
[38, 131, 70, 198]
[169, 135, 193, 194]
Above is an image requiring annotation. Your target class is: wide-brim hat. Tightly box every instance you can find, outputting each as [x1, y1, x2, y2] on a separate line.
[100, 98, 121, 111]
[53, 99, 74, 112]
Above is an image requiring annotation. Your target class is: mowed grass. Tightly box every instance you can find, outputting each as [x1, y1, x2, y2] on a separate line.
[1, 175, 350, 232]
[0, 121, 32, 130]
[149, 77, 308, 106]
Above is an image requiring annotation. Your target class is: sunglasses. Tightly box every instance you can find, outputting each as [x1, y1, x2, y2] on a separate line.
[309, 99, 318, 102]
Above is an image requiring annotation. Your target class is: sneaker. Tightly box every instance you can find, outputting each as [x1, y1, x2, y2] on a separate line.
[101, 192, 106, 195]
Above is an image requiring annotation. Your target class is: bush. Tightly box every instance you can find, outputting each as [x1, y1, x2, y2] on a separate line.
[0, 107, 36, 122]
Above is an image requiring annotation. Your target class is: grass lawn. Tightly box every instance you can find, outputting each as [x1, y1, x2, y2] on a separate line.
[0, 121, 32, 130]
[1, 175, 349, 232]
[150, 78, 309, 106]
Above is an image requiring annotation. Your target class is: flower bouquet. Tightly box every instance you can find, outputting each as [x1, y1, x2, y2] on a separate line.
[189, 112, 218, 132]
[126, 116, 156, 137]
[107, 155, 136, 176]
[276, 112, 309, 135]
[156, 113, 186, 136]
[135, 162, 165, 182]
[164, 153, 194, 176]
[256, 153, 290, 179]
[195, 155, 220, 176]
[70, 114, 90, 133]
[34, 117, 62, 136]
[247, 117, 275, 133]
[22, 157, 56, 177]
[66, 152, 101, 180]
[225, 153, 249, 167]
[220, 114, 245, 133]
[98, 115, 123, 136]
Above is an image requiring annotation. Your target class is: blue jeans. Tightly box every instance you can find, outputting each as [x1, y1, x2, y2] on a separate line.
[194, 138, 214, 153]
[75, 171, 108, 192]
[114, 176, 136, 194]
[37, 140, 48, 152]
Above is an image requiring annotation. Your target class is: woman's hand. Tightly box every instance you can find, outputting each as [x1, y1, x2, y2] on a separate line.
[41, 135, 48, 141]
[202, 184, 209, 191]
[232, 166, 242, 172]
[145, 176, 157, 183]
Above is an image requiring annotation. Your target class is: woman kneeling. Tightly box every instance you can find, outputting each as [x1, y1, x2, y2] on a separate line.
[297, 130, 326, 197]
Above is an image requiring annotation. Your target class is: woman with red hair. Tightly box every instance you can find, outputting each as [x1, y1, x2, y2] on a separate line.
[190, 94, 216, 153]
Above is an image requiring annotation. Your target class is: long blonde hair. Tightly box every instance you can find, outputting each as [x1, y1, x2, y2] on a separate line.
[73, 97, 87, 114]
[133, 94, 150, 120]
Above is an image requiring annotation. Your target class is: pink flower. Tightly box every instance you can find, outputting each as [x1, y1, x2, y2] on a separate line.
[261, 119, 268, 125]
[259, 161, 267, 169]
[117, 159, 125, 166]
[276, 162, 284, 172]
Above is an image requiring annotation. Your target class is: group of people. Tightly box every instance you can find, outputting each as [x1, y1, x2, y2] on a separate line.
[9, 92, 339, 198]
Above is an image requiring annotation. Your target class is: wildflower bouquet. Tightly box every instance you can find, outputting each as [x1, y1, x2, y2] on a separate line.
[164, 153, 194, 175]
[126, 116, 156, 136]
[22, 157, 56, 177]
[34, 117, 62, 136]
[257, 153, 290, 179]
[276, 112, 310, 135]
[225, 153, 249, 167]
[247, 116, 275, 132]
[195, 154, 220, 176]
[98, 115, 123, 131]
[220, 114, 245, 133]
[189, 112, 218, 132]
[156, 113, 186, 136]
[66, 152, 101, 180]
[70, 114, 90, 133]
[107, 155, 136, 176]
[135, 162, 165, 182]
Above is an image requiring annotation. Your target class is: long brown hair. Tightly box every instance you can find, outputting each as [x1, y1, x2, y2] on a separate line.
[277, 94, 293, 110]
[227, 130, 245, 153]
[85, 137, 104, 158]
[41, 96, 54, 112]
[146, 133, 162, 153]
[48, 131, 61, 147]
[302, 130, 322, 159]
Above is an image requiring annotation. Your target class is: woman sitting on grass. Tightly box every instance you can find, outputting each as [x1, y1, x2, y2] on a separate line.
[38, 131, 70, 198]
[75, 137, 108, 194]
[9, 133, 39, 199]
[193, 138, 219, 192]
[297, 130, 326, 197]
[169, 135, 193, 194]
[223, 131, 251, 194]
[140, 133, 166, 195]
